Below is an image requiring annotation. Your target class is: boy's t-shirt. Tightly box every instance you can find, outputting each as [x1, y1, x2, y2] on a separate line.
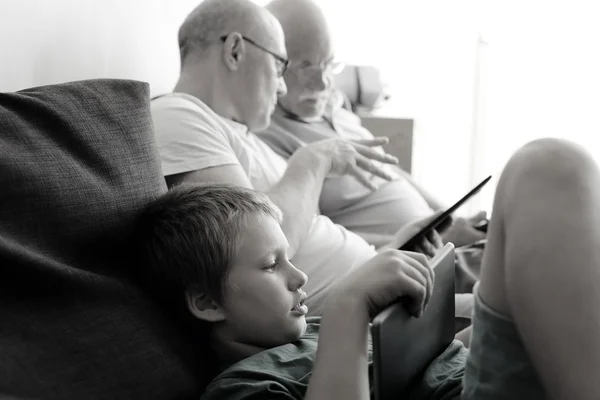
[201, 317, 467, 400]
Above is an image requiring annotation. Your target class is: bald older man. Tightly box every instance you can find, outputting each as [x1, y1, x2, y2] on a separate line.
[150, 0, 442, 316]
[259, 0, 487, 250]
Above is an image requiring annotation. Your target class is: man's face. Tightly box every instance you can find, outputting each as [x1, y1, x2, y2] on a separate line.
[218, 213, 308, 348]
[235, 23, 288, 131]
[278, 36, 336, 121]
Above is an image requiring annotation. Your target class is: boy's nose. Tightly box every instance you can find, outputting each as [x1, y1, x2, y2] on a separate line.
[287, 260, 308, 291]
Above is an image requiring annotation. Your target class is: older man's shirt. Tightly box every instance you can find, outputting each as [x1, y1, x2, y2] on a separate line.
[258, 91, 434, 244]
[151, 93, 376, 316]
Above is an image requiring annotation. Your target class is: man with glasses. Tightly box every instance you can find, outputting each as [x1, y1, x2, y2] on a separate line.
[151, 0, 432, 317]
[260, 0, 488, 251]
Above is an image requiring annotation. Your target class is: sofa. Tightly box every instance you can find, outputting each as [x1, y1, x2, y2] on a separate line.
[0, 79, 210, 399]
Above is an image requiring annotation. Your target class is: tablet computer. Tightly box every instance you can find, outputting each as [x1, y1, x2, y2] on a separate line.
[399, 175, 492, 251]
[372, 243, 456, 400]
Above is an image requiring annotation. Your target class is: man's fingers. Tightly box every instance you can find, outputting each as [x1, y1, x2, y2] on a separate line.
[468, 226, 486, 241]
[423, 239, 436, 257]
[354, 144, 399, 166]
[413, 244, 425, 255]
[355, 156, 394, 181]
[468, 210, 487, 224]
[348, 164, 377, 190]
[352, 137, 389, 147]
[414, 240, 435, 258]
[427, 230, 444, 249]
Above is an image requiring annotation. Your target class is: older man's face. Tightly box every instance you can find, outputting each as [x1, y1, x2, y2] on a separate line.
[278, 36, 335, 121]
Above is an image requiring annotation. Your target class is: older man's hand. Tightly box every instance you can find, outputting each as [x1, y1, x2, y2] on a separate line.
[441, 211, 487, 247]
[300, 137, 399, 190]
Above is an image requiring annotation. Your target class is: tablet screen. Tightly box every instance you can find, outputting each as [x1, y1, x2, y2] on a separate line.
[399, 175, 492, 251]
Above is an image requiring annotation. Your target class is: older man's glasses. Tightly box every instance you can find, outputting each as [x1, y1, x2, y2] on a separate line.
[290, 59, 346, 79]
[220, 35, 289, 77]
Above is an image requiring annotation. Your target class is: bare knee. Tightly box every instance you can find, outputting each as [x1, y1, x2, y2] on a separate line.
[478, 138, 600, 313]
[510, 138, 595, 174]
[496, 138, 599, 212]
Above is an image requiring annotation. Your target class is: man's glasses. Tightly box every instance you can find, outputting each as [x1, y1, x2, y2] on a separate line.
[220, 35, 289, 77]
[290, 59, 346, 79]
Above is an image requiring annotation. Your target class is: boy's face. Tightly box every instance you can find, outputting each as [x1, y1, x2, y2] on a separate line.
[219, 213, 309, 348]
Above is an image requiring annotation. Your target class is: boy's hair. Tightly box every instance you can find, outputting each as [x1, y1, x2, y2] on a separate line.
[132, 183, 282, 305]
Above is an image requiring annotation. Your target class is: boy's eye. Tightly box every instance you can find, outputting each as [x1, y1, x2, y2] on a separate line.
[263, 262, 278, 272]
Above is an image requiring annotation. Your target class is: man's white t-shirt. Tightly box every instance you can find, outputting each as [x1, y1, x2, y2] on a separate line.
[151, 93, 377, 315]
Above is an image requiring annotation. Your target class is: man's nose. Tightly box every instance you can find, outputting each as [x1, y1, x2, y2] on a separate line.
[277, 76, 288, 96]
[309, 69, 328, 91]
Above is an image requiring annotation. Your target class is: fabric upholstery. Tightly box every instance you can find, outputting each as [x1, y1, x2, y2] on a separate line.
[0, 79, 206, 399]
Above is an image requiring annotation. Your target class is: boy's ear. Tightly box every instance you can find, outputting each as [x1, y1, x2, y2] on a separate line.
[185, 291, 226, 322]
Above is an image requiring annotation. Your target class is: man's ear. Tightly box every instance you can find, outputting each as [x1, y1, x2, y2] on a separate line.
[185, 290, 226, 322]
[222, 33, 245, 71]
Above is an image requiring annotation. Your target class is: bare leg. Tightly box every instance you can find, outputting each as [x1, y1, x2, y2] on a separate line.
[478, 138, 600, 399]
[454, 325, 472, 347]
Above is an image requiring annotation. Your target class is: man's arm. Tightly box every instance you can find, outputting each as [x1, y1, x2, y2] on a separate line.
[168, 136, 398, 258]
[166, 154, 328, 258]
[265, 150, 329, 256]
[155, 96, 331, 258]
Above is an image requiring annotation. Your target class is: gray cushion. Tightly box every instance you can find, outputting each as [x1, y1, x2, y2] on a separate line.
[0, 79, 206, 399]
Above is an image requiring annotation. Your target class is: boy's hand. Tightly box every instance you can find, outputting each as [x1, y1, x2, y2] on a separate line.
[330, 250, 434, 320]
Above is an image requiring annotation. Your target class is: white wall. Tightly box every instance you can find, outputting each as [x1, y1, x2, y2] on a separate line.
[0, 0, 200, 95]
[477, 0, 600, 212]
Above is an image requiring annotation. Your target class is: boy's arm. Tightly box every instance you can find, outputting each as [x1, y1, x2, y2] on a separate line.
[305, 296, 371, 400]
[305, 214, 442, 400]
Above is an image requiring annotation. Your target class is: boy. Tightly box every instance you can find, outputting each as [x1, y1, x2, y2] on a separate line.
[132, 183, 466, 399]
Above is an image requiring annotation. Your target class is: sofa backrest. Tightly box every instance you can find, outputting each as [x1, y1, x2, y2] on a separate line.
[0, 79, 207, 399]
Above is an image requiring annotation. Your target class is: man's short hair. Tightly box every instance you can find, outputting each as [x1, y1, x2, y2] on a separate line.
[132, 183, 282, 305]
[178, 0, 261, 65]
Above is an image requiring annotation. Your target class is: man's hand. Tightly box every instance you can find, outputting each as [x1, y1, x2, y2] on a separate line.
[330, 250, 434, 319]
[381, 211, 445, 258]
[467, 210, 487, 226]
[298, 137, 399, 190]
[441, 211, 487, 247]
